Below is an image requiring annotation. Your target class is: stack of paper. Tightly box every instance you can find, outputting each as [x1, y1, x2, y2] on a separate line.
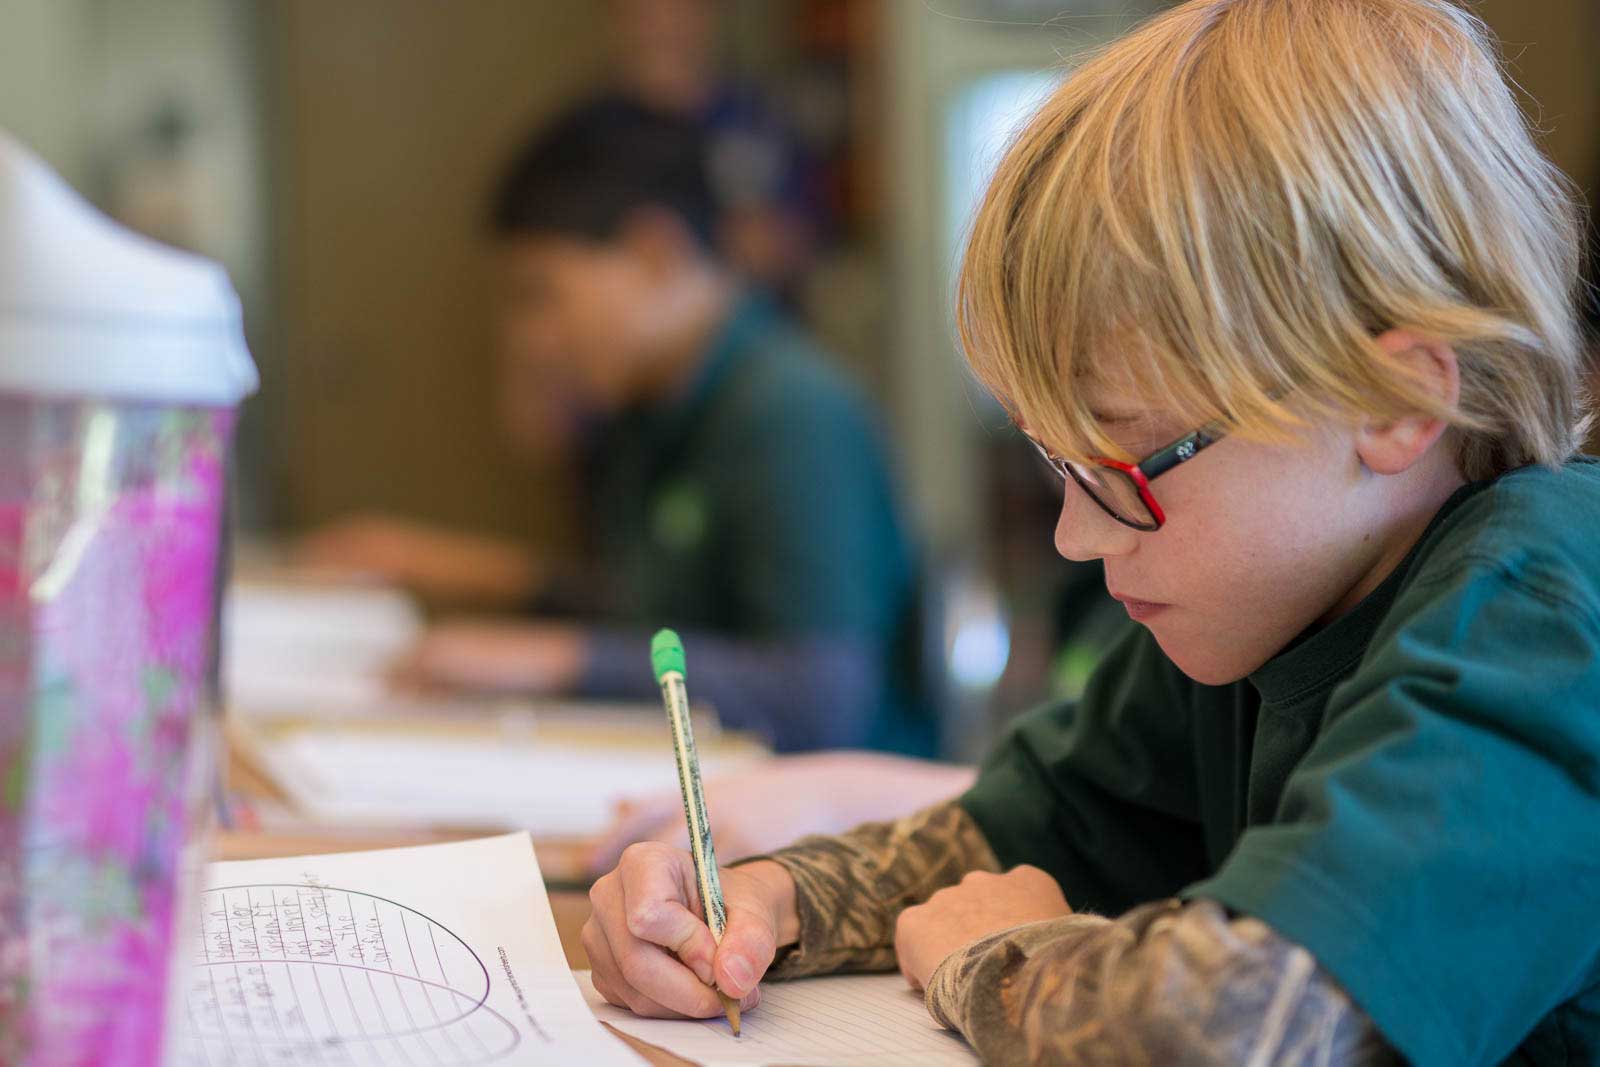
[224, 579, 424, 714]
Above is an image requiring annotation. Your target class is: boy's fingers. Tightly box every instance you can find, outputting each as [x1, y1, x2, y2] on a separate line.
[602, 844, 717, 984]
[616, 843, 704, 922]
[614, 940, 724, 1018]
[596, 963, 694, 1019]
[619, 896, 718, 985]
[583, 920, 633, 1009]
[591, 902, 721, 1018]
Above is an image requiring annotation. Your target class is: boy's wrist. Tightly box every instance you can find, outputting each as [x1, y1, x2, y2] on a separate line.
[731, 859, 800, 947]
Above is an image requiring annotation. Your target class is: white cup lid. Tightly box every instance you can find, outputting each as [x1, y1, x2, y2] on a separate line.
[0, 130, 258, 406]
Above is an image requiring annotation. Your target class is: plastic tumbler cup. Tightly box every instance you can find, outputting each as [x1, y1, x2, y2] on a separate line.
[0, 133, 257, 1065]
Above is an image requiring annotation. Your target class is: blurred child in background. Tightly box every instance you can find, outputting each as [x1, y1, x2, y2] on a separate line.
[305, 98, 931, 756]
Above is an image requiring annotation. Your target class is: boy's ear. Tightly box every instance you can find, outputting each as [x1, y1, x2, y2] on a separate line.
[617, 207, 700, 278]
[1355, 329, 1461, 476]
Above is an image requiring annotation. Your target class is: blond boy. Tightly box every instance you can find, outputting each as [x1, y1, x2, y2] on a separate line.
[583, 1, 1600, 1063]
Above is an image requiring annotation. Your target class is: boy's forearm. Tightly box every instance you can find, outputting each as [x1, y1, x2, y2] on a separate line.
[737, 801, 1000, 978]
[926, 898, 1398, 1067]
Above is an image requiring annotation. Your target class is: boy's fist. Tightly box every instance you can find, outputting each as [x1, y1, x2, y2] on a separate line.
[895, 866, 1071, 990]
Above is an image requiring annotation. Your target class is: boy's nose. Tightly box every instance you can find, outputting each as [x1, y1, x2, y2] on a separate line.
[1054, 484, 1137, 561]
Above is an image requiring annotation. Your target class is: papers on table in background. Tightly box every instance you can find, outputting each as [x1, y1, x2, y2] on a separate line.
[577, 970, 980, 1067]
[234, 712, 767, 839]
[172, 834, 644, 1066]
[224, 579, 424, 715]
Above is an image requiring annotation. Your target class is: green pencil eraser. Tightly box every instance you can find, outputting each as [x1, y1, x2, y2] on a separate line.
[651, 628, 687, 681]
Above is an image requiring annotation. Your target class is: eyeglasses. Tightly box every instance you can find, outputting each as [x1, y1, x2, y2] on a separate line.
[1029, 421, 1225, 531]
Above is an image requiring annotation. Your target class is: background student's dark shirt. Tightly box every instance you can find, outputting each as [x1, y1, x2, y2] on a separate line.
[548, 291, 931, 755]
[961, 458, 1600, 1066]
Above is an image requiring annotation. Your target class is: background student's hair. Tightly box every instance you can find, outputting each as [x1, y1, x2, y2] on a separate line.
[490, 97, 716, 246]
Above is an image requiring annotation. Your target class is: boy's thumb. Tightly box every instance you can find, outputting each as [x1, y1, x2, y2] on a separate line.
[712, 909, 777, 999]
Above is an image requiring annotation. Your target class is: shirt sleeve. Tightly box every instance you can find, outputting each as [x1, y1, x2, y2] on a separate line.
[740, 800, 1000, 978]
[924, 899, 1397, 1066]
[959, 622, 1214, 917]
[1186, 562, 1600, 1066]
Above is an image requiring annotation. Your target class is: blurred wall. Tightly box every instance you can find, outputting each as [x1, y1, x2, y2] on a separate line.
[1480, 0, 1600, 195]
[267, 3, 610, 546]
[0, 1, 94, 188]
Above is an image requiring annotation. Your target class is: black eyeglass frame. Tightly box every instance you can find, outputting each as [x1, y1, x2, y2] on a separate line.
[1029, 421, 1227, 531]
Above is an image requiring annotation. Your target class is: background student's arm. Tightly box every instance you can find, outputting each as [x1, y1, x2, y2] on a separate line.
[389, 618, 885, 752]
[923, 898, 1398, 1066]
[586, 752, 977, 875]
[296, 514, 542, 609]
[579, 629, 886, 751]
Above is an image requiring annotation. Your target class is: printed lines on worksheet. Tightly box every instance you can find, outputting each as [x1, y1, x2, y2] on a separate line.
[179, 884, 528, 1066]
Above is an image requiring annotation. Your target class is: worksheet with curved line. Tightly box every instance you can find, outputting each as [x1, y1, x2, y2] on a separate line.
[577, 970, 980, 1066]
[172, 833, 643, 1066]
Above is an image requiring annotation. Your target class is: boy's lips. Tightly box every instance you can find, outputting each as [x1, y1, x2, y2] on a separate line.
[1110, 590, 1170, 621]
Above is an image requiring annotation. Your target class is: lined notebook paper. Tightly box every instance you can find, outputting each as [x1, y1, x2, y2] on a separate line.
[576, 969, 980, 1066]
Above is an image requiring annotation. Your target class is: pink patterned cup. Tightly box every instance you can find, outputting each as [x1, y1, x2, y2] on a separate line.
[0, 398, 237, 1066]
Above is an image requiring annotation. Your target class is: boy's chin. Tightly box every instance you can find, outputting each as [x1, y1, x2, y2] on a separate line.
[1150, 633, 1261, 686]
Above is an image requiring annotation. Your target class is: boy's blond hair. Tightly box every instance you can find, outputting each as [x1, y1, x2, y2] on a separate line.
[958, 0, 1590, 479]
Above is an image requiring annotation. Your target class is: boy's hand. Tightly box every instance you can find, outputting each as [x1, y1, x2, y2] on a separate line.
[583, 845, 800, 1019]
[894, 866, 1072, 990]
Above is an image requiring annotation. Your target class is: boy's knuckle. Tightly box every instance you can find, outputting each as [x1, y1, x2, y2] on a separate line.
[619, 841, 657, 866]
[625, 901, 660, 938]
[588, 873, 616, 907]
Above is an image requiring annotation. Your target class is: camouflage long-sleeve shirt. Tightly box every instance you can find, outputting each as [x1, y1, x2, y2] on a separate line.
[744, 800, 1397, 1067]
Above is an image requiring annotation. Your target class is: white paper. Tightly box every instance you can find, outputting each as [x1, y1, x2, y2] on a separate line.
[224, 581, 423, 716]
[245, 720, 761, 837]
[170, 834, 644, 1066]
[577, 970, 979, 1067]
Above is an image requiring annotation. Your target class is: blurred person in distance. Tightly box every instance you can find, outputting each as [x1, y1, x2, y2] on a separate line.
[301, 98, 930, 756]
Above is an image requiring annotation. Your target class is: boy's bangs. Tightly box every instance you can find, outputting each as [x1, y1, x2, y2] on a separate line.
[959, 101, 1286, 467]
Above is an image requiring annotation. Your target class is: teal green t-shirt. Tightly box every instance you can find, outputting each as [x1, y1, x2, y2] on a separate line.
[961, 458, 1600, 1066]
[587, 293, 931, 754]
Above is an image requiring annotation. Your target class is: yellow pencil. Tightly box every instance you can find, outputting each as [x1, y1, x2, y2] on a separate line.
[650, 628, 741, 1037]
